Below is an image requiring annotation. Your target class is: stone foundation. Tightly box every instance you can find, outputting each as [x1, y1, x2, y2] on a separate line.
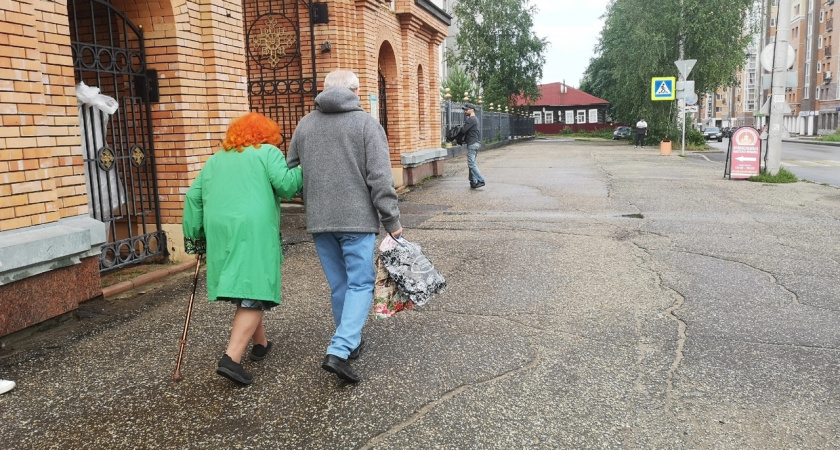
[403, 160, 445, 186]
[0, 256, 101, 337]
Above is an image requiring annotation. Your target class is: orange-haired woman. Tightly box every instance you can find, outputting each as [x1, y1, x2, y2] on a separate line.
[182, 112, 302, 386]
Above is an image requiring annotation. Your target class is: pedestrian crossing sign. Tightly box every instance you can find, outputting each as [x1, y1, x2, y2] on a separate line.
[651, 77, 676, 101]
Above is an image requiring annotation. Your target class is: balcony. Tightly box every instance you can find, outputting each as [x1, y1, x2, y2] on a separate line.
[828, 18, 834, 32]
[826, 46, 833, 58]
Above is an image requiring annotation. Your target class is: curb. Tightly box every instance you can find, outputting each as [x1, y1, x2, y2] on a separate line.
[783, 138, 840, 147]
[101, 259, 197, 298]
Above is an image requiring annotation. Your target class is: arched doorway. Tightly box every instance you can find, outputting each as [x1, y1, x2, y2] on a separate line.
[68, 0, 166, 272]
[417, 65, 426, 138]
[378, 70, 388, 135]
[377, 41, 398, 149]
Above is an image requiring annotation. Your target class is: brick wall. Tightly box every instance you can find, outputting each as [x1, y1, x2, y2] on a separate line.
[0, 0, 83, 233]
[118, 0, 250, 227]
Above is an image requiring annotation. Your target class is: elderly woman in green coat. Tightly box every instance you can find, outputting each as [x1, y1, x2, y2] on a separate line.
[182, 112, 302, 386]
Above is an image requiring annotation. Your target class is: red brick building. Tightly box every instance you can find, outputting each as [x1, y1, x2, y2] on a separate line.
[515, 82, 611, 134]
[0, 0, 450, 337]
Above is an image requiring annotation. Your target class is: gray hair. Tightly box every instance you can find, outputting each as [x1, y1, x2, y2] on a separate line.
[324, 69, 360, 91]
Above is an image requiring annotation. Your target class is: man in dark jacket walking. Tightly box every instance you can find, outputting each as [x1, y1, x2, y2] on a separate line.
[459, 103, 485, 188]
[287, 69, 402, 383]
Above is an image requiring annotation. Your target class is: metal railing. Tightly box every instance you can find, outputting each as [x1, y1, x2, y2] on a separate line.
[441, 98, 535, 146]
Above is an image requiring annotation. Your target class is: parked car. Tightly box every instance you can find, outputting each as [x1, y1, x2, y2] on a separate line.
[703, 127, 723, 142]
[613, 126, 632, 140]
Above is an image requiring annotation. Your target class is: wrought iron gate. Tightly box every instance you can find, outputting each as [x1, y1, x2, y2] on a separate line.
[378, 71, 389, 134]
[69, 0, 167, 272]
[245, 0, 318, 151]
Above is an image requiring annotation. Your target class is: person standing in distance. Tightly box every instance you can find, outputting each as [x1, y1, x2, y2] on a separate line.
[459, 103, 485, 188]
[634, 118, 648, 148]
[287, 69, 403, 383]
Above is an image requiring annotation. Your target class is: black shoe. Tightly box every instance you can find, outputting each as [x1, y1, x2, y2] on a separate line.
[249, 341, 273, 361]
[217, 354, 254, 385]
[349, 339, 365, 360]
[321, 354, 361, 383]
[474, 181, 485, 188]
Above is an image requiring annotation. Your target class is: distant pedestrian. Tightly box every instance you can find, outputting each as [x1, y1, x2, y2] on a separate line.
[287, 69, 402, 383]
[635, 118, 648, 148]
[182, 112, 303, 386]
[458, 103, 485, 188]
[0, 379, 15, 394]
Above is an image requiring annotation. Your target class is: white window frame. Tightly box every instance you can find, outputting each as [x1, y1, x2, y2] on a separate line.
[804, 85, 810, 100]
[576, 110, 586, 124]
[819, 35, 824, 49]
[544, 110, 554, 124]
[533, 111, 542, 124]
[588, 109, 598, 123]
[565, 110, 575, 124]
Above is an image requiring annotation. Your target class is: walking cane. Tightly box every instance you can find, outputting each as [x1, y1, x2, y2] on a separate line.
[172, 254, 203, 381]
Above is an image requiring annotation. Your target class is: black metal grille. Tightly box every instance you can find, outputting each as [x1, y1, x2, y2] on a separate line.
[69, 0, 167, 272]
[245, 0, 318, 151]
[378, 71, 388, 134]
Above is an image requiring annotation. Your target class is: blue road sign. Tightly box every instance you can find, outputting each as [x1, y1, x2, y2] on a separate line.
[651, 77, 676, 101]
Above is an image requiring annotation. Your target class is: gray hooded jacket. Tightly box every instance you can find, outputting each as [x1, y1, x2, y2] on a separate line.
[287, 87, 401, 234]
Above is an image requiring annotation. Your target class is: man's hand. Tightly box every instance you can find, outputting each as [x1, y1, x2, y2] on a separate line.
[391, 227, 403, 239]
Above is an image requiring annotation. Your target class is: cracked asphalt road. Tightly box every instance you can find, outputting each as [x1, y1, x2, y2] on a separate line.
[1, 139, 838, 448]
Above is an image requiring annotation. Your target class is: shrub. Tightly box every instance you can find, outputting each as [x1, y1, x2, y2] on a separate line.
[818, 131, 840, 142]
[748, 167, 798, 183]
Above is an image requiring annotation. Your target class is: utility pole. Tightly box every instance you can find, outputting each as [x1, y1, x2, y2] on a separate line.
[767, 0, 792, 175]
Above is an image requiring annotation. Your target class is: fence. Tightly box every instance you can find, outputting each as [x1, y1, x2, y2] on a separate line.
[441, 100, 535, 146]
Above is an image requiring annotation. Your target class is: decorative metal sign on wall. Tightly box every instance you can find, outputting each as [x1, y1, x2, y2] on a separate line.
[244, 0, 319, 151]
[69, 0, 167, 272]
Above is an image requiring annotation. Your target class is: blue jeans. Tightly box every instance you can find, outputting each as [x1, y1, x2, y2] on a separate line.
[467, 143, 485, 185]
[313, 232, 376, 359]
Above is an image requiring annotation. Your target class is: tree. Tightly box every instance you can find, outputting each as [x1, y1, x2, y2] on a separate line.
[580, 0, 757, 140]
[440, 66, 478, 102]
[450, 0, 548, 107]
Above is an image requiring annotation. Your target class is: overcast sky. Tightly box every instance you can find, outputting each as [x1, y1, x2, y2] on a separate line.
[530, 0, 610, 87]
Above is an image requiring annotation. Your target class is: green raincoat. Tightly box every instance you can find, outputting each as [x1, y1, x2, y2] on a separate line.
[182, 144, 302, 304]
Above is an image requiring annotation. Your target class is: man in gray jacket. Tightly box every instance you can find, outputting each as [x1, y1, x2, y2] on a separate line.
[287, 69, 402, 383]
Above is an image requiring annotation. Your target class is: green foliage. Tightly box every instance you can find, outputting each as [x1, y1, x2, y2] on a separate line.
[440, 65, 478, 102]
[579, 0, 757, 137]
[748, 167, 798, 183]
[817, 131, 840, 142]
[450, 0, 548, 106]
[685, 127, 706, 146]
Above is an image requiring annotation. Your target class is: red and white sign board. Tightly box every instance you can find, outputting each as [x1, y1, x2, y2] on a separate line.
[729, 127, 761, 179]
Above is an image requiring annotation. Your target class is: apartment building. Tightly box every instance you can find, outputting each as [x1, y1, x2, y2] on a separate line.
[817, 0, 840, 133]
[768, 0, 837, 135]
[698, 1, 764, 130]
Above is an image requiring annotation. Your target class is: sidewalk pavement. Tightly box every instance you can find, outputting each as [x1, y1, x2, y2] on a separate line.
[1, 140, 838, 448]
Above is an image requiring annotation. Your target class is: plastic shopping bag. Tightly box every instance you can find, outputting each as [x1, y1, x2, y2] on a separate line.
[378, 235, 446, 307]
[373, 257, 413, 318]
